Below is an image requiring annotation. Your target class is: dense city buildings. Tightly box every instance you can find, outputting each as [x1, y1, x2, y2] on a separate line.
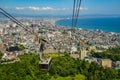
[0, 18, 120, 69]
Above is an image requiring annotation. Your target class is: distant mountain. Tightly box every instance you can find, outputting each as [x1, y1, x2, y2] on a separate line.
[0, 13, 71, 18]
[78, 14, 120, 18]
[0, 13, 120, 18]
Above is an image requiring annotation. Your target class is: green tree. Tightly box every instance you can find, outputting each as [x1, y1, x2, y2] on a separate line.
[0, 50, 2, 59]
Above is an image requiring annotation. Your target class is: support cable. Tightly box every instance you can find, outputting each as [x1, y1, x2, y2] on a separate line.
[74, 0, 81, 28]
[0, 8, 47, 43]
[72, 0, 76, 28]
[72, 0, 82, 28]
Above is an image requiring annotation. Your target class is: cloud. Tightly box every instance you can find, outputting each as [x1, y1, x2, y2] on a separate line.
[28, 6, 40, 10]
[54, 7, 69, 11]
[42, 7, 54, 10]
[28, 6, 54, 11]
[28, 6, 68, 11]
[15, 6, 69, 11]
[16, 7, 25, 10]
[15, 6, 87, 12]
[74, 7, 88, 11]
[80, 7, 88, 10]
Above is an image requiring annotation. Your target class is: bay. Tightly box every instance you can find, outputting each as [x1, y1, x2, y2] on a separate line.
[56, 17, 120, 33]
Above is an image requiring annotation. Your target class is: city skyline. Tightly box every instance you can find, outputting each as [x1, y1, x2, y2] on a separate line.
[0, 0, 120, 16]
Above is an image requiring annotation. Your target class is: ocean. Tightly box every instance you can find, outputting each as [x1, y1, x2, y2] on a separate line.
[55, 17, 120, 33]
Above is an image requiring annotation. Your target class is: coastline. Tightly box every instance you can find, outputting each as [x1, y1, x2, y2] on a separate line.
[55, 17, 120, 34]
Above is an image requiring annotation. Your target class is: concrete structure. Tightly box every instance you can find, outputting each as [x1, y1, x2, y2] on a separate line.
[114, 61, 120, 70]
[44, 46, 58, 53]
[80, 49, 88, 60]
[70, 53, 79, 59]
[89, 46, 96, 51]
[85, 57, 97, 63]
[71, 45, 77, 53]
[0, 44, 5, 50]
[100, 59, 112, 68]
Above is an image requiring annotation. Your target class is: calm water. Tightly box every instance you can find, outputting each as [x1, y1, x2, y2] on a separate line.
[56, 17, 120, 33]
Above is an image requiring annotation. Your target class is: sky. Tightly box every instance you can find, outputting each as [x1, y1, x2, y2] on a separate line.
[0, 0, 120, 16]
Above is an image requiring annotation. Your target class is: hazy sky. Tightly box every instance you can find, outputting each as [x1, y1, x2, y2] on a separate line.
[0, 0, 120, 15]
